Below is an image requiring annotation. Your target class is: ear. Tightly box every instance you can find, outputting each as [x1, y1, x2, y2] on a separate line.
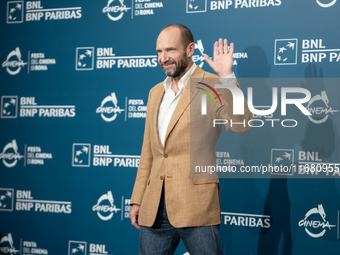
[186, 42, 195, 58]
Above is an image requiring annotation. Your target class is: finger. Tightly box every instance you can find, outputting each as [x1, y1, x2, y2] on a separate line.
[224, 39, 228, 54]
[218, 38, 223, 55]
[229, 42, 234, 55]
[204, 54, 214, 67]
[135, 215, 140, 229]
[130, 213, 135, 224]
[133, 222, 140, 229]
[213, 41, 218, 60]
[131, 215, 140, 229]
[133, 221, 140, 230]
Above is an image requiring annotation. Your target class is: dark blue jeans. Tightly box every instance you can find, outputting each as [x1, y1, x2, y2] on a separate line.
[139, 187, 223, 255]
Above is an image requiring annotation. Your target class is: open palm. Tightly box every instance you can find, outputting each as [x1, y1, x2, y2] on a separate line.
[204, 38, 234, 78]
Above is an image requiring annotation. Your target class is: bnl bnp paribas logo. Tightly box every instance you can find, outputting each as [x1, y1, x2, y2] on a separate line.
[69, 241, 114, 255]
[186, 0, 207, 13]
[0, 233, 19, 255]
[2, 47, 27, 75]
[271, 149, 294, 175]
[0, 188, 14, 211]
[1, 96, 75, 118]
[6, 1, 82, 23]
[1, 96, 18, 118]
[6, 1, 23, 23]
[274, 39, 298, 65]
[68, 241, 86, 255]
[75, 47, 157, 70]
[222, 211, 270, 229]
[299, 204, 338, 238]
[75, 48, 94, 70]
[72, 144, 91, 167]
[275, 38, 340, 65]
[72, 143, 140, 168]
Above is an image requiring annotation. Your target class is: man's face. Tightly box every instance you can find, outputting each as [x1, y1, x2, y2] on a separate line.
[156, 28, 188, 78]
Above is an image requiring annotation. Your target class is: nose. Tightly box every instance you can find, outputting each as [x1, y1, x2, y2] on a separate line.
[159, 51, 169, 64]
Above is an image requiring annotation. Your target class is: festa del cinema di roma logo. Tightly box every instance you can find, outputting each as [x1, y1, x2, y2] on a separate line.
[0, 233, 19, 254]
[2, 47, 27, 75]
[92, 191, 121, 221]
[0, 140, 24, 168]
[298, 204, 336, 238]
[96, 92, 124, 122]
[306, 90, 338, 124]
[193, 39, 205, 68]
[102, 0, 131, 21]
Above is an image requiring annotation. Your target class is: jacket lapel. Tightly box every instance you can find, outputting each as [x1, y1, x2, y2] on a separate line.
[150, 84, 165, 149]
[163, 66, 205, 144]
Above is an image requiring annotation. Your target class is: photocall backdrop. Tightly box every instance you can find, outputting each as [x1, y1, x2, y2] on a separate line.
[0, 0, 340, 254]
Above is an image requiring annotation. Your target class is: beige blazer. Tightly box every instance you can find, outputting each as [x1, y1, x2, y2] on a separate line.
[130, 66, 251, 228]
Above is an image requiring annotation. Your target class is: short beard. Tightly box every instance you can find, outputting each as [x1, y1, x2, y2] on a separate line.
[161, 52, 188, 78]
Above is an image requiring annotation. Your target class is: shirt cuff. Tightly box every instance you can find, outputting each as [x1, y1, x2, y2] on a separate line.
[219, 72, 237, 86]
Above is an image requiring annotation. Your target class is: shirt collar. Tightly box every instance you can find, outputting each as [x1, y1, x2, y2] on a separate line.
[163, 63, 197, 92]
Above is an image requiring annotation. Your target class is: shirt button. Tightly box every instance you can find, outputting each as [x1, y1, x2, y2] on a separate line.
[160, 176, 163, 180]
[164, 154, 168, 158]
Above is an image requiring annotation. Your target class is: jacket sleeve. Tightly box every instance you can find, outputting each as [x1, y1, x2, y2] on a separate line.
[216, 75, 252, 133]
[130, 90, 154, 205]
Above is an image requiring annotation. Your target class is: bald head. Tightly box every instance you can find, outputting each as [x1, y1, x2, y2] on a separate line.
[160, 24, 194, 49]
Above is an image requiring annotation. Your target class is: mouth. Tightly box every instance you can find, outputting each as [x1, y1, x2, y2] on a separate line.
[161, 62, 175, 68]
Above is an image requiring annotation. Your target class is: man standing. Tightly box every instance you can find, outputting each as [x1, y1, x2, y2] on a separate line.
[129, 24, 251, 254]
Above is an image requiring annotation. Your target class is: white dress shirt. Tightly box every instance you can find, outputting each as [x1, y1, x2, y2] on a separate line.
[157, 63, 236, 146]
[157, 63, 197, 146]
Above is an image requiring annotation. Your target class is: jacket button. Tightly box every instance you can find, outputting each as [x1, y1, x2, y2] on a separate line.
[164, 154, 168, 158]
[160, 176, 163, 180]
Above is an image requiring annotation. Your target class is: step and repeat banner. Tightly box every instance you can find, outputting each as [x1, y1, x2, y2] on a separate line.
[1, 0, 340, 254]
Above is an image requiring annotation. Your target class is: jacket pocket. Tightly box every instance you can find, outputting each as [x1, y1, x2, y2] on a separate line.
[191, 178, 219, 185]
